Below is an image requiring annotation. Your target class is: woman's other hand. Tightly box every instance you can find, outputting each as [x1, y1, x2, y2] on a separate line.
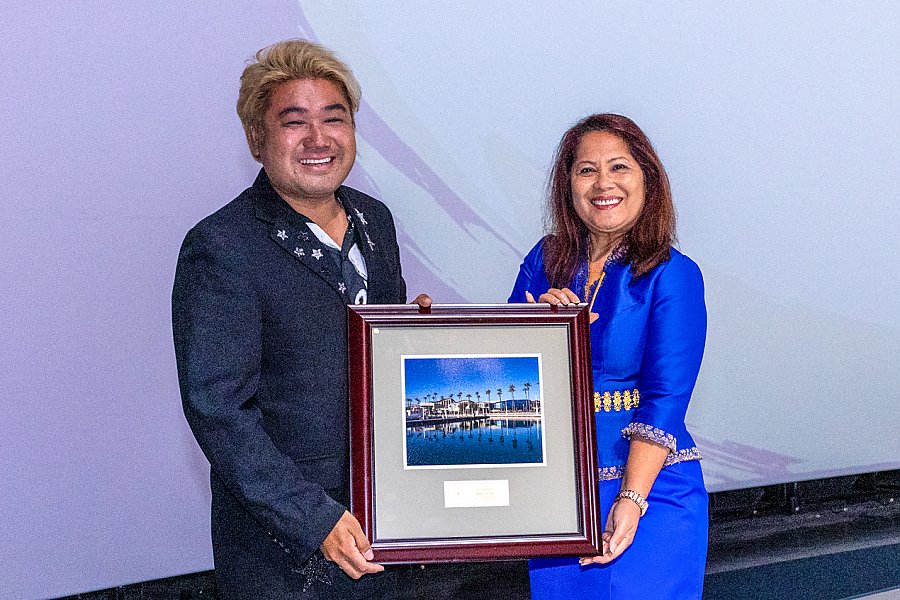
[579, 497, 641, 566]
[525, 288, 581, 305]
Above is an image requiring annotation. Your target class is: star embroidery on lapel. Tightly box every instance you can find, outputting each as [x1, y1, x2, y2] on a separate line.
[301, 232, 310, 241]
[312, 248, 323, 260]
[354, 209, 367, 225]
[276, 230, 288, 240]
[366, 233, 376, 251]
[293, 247, 305, 257]
[338, 283, 347, 293]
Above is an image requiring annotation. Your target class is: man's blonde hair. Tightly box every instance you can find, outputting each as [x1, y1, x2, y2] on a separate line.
[237, 39, 361, 159]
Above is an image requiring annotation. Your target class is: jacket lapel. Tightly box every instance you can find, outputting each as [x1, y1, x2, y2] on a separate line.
[341, 189, 383, 302]
[267, 217, 345, 295]
[251, 170, 345, 296]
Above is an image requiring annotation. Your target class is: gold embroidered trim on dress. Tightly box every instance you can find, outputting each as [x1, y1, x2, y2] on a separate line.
[594, 389, 640, 412]
[597, 447, 702, 481]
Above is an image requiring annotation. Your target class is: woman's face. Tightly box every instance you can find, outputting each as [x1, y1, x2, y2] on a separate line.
[570, 130, 645, 248]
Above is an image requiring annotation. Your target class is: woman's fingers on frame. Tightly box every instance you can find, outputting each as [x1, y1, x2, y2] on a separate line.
[538, 288, 580, 305]
[560, 288, 581, 303]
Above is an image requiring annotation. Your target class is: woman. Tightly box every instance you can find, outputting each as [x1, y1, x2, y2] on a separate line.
[509, 114, 708, 599]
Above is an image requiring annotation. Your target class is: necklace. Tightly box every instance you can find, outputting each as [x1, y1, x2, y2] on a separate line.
[584, 262, 606, 316]
[585, 239, 618, 318]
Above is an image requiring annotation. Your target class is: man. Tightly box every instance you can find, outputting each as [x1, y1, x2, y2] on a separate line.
[172, 39, 426, 598]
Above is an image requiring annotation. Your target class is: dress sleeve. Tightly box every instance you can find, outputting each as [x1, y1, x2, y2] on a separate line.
[172, 226, 345, 563]
[622, 255, 707, 452]
[508, 239, 548, 303]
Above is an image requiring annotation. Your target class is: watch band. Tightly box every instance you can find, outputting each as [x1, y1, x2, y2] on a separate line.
[616, 489, 648, 517]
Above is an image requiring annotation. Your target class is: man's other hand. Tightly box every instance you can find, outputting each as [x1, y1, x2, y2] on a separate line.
[320, 511, 384, 579]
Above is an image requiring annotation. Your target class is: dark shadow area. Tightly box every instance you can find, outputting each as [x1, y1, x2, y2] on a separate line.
[705, 469, 900, 600]
[704, 545, 900, 600]
[57, 470, 899, 600]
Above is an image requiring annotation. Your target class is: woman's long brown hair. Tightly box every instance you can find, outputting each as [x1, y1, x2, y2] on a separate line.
[544, 114, 676, 287]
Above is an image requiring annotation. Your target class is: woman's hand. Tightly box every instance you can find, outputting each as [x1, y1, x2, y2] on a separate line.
[524, 288, 582, 305]
[525, 288, 596, 322]
[579, 498, 641, 566]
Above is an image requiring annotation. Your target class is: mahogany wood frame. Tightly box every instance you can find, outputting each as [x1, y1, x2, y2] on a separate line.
[347, 303, 600, 563]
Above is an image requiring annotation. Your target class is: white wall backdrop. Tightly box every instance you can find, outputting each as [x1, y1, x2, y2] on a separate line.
[1, 1, 897, 597]
[302, 1, 900, 489]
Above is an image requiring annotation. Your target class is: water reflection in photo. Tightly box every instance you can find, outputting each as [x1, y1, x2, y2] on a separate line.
[406, 417, 543, 467]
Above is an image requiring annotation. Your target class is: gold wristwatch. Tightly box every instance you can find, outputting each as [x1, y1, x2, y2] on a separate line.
[616, 489, 648, 517]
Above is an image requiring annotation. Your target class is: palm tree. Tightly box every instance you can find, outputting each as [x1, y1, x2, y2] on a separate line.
[497, 387, 503, 411]
[523, 382, 532, 411]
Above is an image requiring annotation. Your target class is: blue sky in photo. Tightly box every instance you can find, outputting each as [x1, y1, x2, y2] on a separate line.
[403, 355, 541, 402]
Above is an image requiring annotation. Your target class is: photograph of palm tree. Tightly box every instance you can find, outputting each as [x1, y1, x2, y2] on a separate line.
[402, 355, 544, 468]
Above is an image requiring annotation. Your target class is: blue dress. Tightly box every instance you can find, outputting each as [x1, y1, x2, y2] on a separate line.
[509, 239, 708, 600]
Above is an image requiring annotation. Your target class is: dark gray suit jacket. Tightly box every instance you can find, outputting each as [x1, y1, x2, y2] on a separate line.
[173, 169, 406, 598]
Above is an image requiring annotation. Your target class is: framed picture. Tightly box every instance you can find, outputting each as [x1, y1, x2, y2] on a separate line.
[347, 303, 601, 563]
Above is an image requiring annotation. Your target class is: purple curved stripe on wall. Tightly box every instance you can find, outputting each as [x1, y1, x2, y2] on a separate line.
[354, 102, 521, 257]
[692, 434, 803, 487]
[346, 167, 467, 302]
[297, 7, 522, 258]
[299, 10, 469, 301]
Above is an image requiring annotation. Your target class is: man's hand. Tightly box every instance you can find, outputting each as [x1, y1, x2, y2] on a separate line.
[320, 511, 384, 580]
[411, 293, 432, 308]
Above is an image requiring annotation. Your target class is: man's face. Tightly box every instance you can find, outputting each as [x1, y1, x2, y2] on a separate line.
[257, 78, 356, 207]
